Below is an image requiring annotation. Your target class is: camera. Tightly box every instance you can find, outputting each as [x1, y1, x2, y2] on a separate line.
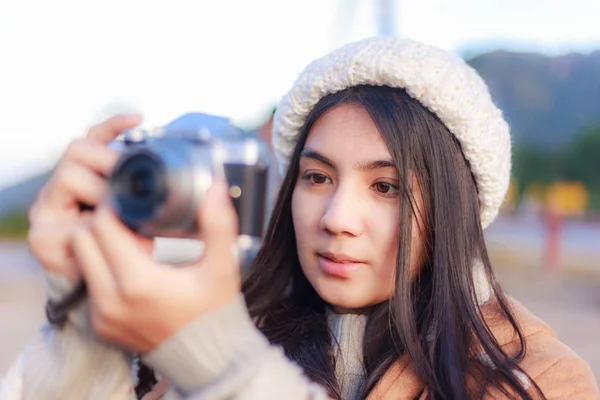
[108, 113, 270, 242]
[45, 114, 269, 327]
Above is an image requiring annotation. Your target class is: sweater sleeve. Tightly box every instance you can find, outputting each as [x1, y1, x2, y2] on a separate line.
[143, 295, 330, 400]
[0, 272, 134, 400]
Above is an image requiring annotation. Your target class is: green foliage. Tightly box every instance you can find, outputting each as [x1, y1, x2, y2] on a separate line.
[564, 125, 600, 187]
[512, 125, 600, 210]
[0, 209, 29, 239]
[513, 145, 564, 192]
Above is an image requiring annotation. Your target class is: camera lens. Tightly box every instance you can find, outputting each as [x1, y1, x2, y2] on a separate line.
[117, 153, 165, 200]
[130, 168, 156, 198]
[110, 151, 167, 230]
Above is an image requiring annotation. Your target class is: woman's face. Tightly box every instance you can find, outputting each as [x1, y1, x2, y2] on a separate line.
[291, 103, 424, 313]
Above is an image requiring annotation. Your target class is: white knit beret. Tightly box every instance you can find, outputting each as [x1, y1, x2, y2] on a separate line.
[272, 36, 511, 229]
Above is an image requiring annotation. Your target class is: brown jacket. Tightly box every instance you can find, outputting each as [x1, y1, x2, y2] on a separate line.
[367, 297, 599, 399]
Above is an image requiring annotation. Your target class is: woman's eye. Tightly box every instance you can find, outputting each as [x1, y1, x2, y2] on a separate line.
[303, 173, 331, 185]
[373, 182, 399, 195]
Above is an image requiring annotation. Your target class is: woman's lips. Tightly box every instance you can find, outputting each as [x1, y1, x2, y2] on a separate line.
[318, 255, 364, 278]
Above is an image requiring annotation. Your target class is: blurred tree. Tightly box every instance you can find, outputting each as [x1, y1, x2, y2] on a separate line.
[0, 209, 29, 239]
[512, 125, 600, 211]
[502, 180, 519, 211]
[564, 124, 600, 210]
[512, 145, 564, 198]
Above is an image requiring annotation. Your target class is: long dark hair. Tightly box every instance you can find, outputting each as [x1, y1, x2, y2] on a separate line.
[242, 85, 545, 399]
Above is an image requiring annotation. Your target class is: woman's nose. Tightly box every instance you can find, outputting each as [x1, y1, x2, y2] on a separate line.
[319, 185, 365, 237]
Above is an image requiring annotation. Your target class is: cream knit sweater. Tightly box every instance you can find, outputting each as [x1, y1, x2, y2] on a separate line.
[0, 273, 366, 400]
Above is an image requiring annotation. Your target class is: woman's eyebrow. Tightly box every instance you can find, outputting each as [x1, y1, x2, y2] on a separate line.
[300, 148, 395, 172]
[300, 148, 336, 169]
[354, 159, 396, 171]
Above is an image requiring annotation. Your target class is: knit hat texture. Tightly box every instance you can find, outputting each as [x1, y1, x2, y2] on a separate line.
[272, 36, 511, 228]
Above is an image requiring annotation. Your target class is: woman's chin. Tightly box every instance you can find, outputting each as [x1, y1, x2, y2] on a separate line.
[314, 281, 373, 313]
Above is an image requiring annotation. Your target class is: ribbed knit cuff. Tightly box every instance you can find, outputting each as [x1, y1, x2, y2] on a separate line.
[142, 294, 270, 394]
[45, 271, 77, 302]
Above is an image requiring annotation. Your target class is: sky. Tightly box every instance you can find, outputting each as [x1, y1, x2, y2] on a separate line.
[0, 0, 599, 190]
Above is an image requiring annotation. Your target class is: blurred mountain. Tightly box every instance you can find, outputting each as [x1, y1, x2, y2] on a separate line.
[468, 50, 600, 148]
[0, 171, 50, 219]
[1, 49, 600, 219]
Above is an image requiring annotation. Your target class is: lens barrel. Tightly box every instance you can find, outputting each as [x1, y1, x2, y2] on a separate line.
[110, 150, 168, 231]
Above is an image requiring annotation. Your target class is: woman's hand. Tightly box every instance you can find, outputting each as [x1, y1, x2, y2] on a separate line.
[27, 115, 145, 283]
[70, 178, 241, 354]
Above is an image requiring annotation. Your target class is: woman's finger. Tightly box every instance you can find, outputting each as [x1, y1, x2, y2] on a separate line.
[61, 138, 121, 177]
[86, 114, 142, 144]
[41, 160, 110, 211]
[196, 179, 238, 266]
[71, 224, 116, 301]
[90, 204, 155, 285]
[28, 211, 95, 279]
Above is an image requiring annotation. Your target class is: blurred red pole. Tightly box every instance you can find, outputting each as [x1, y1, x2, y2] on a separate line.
[544, 210, 562, 274]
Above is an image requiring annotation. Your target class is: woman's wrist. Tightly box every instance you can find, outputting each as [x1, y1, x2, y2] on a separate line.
[142, 293, 270, 394]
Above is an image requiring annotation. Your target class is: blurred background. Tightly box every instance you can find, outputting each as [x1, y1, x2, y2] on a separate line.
[0, 0, 599, 380]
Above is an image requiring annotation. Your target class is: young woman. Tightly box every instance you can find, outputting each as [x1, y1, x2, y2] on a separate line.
[2, 37, 598, 400]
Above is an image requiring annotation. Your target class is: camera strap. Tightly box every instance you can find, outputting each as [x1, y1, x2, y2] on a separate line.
[45, 279, 88, 328]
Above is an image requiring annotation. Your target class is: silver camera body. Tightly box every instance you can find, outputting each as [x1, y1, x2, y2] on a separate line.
[108, 113, 270, 242]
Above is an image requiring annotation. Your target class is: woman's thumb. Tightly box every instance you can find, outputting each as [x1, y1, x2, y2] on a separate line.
[197, 179, 239, 264]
